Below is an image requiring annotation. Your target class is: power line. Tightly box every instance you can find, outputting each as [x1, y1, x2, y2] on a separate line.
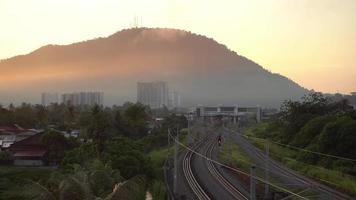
[189, 128, 307, 181]
[168, 131, 309, 200]
[243, 135, 356, 162]
[217, 144, 301, 180]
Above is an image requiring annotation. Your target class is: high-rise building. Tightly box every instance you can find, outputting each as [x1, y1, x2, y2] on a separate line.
[170, 91, 181, 108]
[61, 92, 103, 106]
[137, 81, 168, 109]
[41, 93, 59, 106]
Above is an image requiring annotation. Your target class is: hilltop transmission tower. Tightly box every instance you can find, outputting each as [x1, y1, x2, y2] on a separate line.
[130, 15, 143, 28]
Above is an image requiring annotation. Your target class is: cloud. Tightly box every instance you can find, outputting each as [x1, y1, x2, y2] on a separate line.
[135, 28, 187, 43]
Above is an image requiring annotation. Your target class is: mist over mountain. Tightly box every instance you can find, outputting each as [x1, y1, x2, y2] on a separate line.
[0, 28, 308, 107]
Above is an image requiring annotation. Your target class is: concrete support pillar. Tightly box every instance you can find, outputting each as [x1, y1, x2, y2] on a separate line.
[173, 128, 179, 195]
[256, 106, 261, 123]
[250, 166, 256, 200]
[265, 140, 270, 198]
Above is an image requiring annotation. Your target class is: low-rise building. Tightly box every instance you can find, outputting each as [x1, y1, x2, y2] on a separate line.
[0, 125, 38, 149]
[7, 132, 47, 166]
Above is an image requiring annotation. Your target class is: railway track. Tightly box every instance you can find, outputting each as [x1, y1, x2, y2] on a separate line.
[182, 137, 211, 200]
[182, 133, 249, 200]
[205, 136, 249, 200]
[231, 129, 352, 200]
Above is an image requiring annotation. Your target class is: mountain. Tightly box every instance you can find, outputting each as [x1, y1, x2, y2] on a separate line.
[0, 28, 308, 107]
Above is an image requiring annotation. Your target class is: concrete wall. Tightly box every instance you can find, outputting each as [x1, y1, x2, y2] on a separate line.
[14, 159, 44, 166]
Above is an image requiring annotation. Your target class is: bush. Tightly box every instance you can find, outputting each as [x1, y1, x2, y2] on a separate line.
[0, 152, 9, 160]
[103, 137, 153, 179]
[62, 143, 96, 168]
[151, 180, 166, 200]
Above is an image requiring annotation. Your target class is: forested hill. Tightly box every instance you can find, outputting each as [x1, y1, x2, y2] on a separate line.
[0, 28, 308, 107]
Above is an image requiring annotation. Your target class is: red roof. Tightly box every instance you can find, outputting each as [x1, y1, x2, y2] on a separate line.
[13, 150, 46, 157]
[0, 125, 30, 134]
[8, 132, 46, 151]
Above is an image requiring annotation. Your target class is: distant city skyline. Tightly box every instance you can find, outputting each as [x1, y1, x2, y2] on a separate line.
[41, 92, 104, 106]
[61, 92, 104, 106]
[1, 0, 355, 94]
[41, 93, 59, 106]
[137, 81, 169, 109]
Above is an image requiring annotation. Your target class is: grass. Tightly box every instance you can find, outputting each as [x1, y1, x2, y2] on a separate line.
[218, 139, 286, 181]
[150, 180, 166, 200]
[148, 128, 189, 200]
[218, 140, 252, 173]
[0, 166, 54, 181]
[217, 138, 302, 198]
[150, 148, 170, 169]
[148, 145, 171, 199]
[244, 127, 356, 197]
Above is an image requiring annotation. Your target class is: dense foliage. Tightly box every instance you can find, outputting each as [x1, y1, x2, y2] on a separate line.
[250, 92, 356, 174]
[0, 102, 188, 199]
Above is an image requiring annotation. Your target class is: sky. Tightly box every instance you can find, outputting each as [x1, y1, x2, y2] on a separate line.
[0, 0, 355, 94]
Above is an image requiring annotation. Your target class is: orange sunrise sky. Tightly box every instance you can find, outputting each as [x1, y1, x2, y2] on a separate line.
[0, 0, 355, 94]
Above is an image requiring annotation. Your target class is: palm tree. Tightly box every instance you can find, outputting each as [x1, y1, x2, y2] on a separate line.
[17, 172, 145, 200]
[88, 105, 109, 159]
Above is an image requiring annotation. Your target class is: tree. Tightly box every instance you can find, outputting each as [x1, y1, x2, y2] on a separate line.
[35, 105, 49, 128]
[279, 92, 354, 143]
[113, 110, 128, 136]
[316, 116, 356, 159]
[62, 143, 97, 167]
[123, 103, 150, 138]
[291, 115, 335, 147]
[64, 104, 76, 129]
[105, 175, 147, 200]
[87, 105, 110, 159]
[13, 103, 37, 128]
[47, 103, 66, 129]
[104, 137, 153, 179]
[0, 106, 14, 126]
[41, 130, 78, 164]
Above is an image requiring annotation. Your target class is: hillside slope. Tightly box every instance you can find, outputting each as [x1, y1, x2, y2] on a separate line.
[0, 28, 308, 107]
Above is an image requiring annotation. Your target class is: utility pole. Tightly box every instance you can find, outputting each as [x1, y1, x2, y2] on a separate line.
[229, 131, 233, 165]
[265, 140, 270, 198]
[168, 129, 171, 147]
[173, 126, 179, 195]
[250, 165, 256, 200]
[187, 118, 192, 145]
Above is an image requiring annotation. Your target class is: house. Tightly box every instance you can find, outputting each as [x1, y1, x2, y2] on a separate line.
[7, 132, 47, 166]
[0, 125, 38, 149]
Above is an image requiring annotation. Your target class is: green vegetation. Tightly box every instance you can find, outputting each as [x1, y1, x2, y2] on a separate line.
[0, 102, 188, 199]
[149, 148, 170, 200]
[245, 136, 356, 195]
[147, 127, 188, 200]
[0, 166, 54, 199]
[244, 92, 356, 196]
[218, 140, 252, 172]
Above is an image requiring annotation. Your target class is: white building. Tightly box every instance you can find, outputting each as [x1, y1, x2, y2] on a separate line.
[137, 81, 169, 109]
[195, 105, 262, 123]
[169, 91, 181, 108]
[61, 92, 103, 106]
[41, 93, 59, 106]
